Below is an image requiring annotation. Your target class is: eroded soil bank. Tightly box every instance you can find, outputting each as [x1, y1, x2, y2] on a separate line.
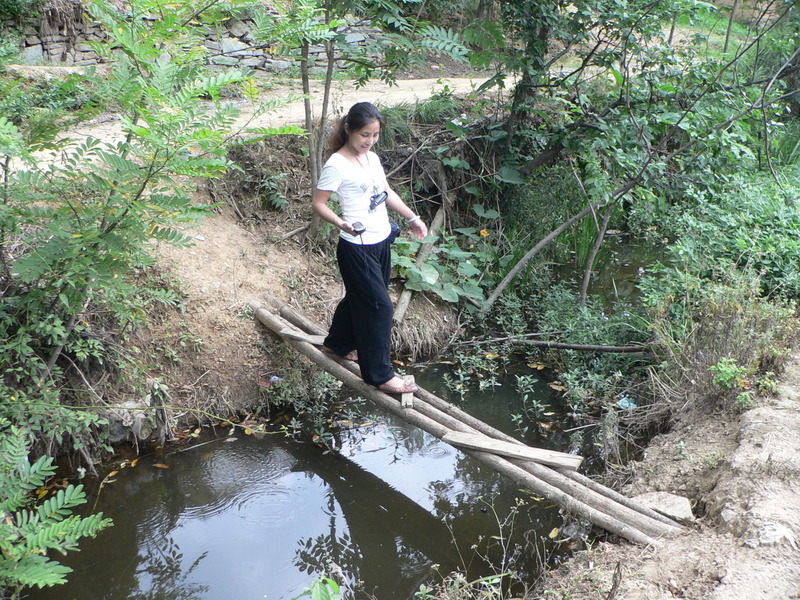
[539, 358, 800, 600]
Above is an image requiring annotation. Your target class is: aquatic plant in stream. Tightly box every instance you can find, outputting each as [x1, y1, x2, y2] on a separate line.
[291, 576, 342, 600]
[442, 347, 507, 400]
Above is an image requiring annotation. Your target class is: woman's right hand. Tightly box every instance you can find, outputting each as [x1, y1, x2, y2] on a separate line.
[339, 221, 357, 236]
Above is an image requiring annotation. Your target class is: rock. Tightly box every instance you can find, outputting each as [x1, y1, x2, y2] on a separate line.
[345, 32, 366, 44]
[21, 44, 44, 64]
[745, 521, 799, 550]
[228, 19, 249, 38]
[634, 491, 695, 525]
[239, 57, 264, 68]
[265, 58, 292, 71]
[221, 37, 251, 56]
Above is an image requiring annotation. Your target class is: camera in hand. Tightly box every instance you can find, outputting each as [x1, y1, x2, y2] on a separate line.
[351, 221, 366, 235]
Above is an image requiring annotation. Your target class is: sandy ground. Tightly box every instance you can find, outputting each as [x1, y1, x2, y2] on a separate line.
[18, 64, 800, 600]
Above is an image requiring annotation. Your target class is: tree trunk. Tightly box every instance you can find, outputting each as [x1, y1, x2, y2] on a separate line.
[579, 197, 617, 307]
[724, 0, 740, 54]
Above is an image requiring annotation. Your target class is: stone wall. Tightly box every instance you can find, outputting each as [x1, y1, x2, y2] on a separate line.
[3, 9, 378, 72]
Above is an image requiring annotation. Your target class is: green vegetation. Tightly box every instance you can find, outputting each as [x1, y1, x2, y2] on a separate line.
[3, 0, 800, 597]
[0, 426, 111, 598]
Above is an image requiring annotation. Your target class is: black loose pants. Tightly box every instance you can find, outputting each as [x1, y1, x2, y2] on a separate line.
[324, 236, 394, 386]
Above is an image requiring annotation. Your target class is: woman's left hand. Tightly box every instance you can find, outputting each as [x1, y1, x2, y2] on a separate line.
[410, 219, 428, 241]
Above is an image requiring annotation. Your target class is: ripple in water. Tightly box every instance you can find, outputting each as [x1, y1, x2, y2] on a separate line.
[153, 438, 308, 527]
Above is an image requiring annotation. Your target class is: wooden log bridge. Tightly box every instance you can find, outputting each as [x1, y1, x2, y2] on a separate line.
[249, 295, 688, 546]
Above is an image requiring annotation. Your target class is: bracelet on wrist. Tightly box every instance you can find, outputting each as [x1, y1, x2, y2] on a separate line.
[407, 216, 420, 224]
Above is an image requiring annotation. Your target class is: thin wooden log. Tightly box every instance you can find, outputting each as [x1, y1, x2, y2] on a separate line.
[260, 298, 685, 535]
[279, 328, 326, 346]
[281, 224, 309, 240]
[401, 375, 415, 408]
[257, 296, 685, 534]
[262, 294, 327, 336]
[518, 340, 648, 353]
[579, 197, 617, 308]
[393, 205, 446, 323]
[443, 431, 583, 470]
[253, 303, 660, 545]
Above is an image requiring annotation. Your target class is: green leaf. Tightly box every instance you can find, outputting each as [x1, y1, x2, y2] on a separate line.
[496, 166, 524, 184]
[442, 156, 470, 170]
[411, 263, 440, 285]
[472, 204, 501, 219]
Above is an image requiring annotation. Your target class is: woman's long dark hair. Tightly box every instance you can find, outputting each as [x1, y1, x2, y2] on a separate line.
[329, 102, 385, 153]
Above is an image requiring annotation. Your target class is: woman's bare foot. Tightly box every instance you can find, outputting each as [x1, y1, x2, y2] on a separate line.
[377, 376, 418, 395]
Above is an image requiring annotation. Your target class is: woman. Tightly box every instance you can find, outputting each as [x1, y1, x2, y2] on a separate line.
[312, 102, 427, 395]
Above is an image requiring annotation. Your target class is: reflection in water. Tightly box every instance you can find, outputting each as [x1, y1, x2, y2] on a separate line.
[29, 376, 562, 600]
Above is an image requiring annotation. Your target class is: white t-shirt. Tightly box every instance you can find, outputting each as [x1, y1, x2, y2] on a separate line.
[317, 151, 391, 244]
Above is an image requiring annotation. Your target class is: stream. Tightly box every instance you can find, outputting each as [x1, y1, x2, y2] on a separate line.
[28, 239, 652, 600]
[29, 369, 568, 600]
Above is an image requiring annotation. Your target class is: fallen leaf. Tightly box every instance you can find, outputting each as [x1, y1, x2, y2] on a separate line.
[548, 382, 568, 391]
[527, 362, 546, 370]
[153, 463, 169, 469]
[548, 527, 559, 539]
[131, 458, 140, 468]
[106, 470, 119, 479]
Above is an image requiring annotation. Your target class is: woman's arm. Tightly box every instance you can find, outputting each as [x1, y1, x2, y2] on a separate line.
[312, 189, 359, 236]
[385, 185, 428, 240]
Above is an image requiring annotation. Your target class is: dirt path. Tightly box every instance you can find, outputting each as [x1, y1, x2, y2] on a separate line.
[62, 76, 488, 148]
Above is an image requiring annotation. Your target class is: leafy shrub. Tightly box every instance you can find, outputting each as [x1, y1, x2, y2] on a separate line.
[0, 73, 97, 126]
[392, 228, 494, 304]
[0, 426, 112, 599]
[0, 0, 38, 18]
[636, 173, 800, 298]
[641, 263, 798, 420]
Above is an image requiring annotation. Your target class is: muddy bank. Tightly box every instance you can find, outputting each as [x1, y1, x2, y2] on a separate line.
[538, 356, 800, 600]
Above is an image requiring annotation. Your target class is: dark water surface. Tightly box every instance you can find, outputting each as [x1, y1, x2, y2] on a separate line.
[30, 371, 565, 600]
